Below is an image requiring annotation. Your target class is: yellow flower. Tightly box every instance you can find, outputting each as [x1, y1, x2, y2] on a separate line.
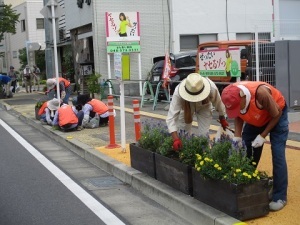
[236, 169, 241, 173]
[254, 170, 258, 174]
[214, 164, 219, 168]
[234, 173, 236, 177]
[197, 167, 201, 171]
[223, 175, 227, 178]
[253, 173, 257, 177]
[204, 157, 210, 162]
[252, 162, 257, 166]
[257, 176, 260, 180]
[218, 167, 222, 171]
[197, 155, 202, 160]
[243, 172, 248, 176]
[248, 175, 252, 179]
[200, 161, 204, 166]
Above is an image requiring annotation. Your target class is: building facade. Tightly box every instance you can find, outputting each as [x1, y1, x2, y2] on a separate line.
[1, 0, 45, 73]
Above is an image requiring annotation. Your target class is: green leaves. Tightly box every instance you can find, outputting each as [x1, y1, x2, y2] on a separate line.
[0, 4, 20, 42]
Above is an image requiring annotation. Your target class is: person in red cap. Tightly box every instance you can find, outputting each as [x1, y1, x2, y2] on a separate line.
[221, 81, 289, 212]
[166, 73, 228, 151]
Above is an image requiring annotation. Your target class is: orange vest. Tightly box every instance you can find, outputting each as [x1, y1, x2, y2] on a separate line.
[53, 77, 70, 89]
[234, 81, 285, 127]
[87, 99, 108, 115]
[38, 102, 48, 115]
[58, 105, 78, 126]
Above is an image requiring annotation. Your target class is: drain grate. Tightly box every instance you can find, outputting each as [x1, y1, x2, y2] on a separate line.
[82, 176, 123, 189]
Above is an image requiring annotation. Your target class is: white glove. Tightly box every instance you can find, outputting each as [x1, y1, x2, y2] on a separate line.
[61, 91, 66, 100]
[232, 137, 243, 148]
[251, 134, 266, 148]
[46, 119, 52, 125]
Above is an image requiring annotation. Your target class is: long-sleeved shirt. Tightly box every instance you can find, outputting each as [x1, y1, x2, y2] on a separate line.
[166, 78, 226, 133]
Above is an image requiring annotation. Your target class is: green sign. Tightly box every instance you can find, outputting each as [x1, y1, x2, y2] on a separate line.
[107, 44, 141, 53]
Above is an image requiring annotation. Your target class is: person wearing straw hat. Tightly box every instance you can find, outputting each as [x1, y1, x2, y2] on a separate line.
[221, 81, 289, 211]
[38, 98, 60, 125]
[166, 73, 228, 151]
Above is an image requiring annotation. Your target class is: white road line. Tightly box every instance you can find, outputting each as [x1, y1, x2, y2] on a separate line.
[0, 119, 125, 225]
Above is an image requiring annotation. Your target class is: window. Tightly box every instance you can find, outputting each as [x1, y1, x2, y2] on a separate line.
[13, 51, 18, 58]
[21, 20, 26, 32]
[36, 18, 44, 29]
[180, 35, 198, 51]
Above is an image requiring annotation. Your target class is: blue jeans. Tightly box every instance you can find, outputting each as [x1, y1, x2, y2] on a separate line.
[242, 105, 289, 202]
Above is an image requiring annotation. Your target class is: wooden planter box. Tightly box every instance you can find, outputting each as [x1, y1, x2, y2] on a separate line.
[129, 143, 156, 179]
[192, 169, 269, 221]
[35, 107, 41, 120]
[155, 153, 192, 196]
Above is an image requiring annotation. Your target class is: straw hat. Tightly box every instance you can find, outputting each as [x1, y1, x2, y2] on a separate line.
[178, 73, 211, 102]
[47, 98, 60, 111]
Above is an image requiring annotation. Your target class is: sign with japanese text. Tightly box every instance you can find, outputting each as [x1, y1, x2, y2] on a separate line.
[105, 12, 140, 43]
[199, 48, 241, 77]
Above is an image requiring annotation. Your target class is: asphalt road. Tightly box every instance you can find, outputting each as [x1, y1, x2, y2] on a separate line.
[0, 95, 193, 225]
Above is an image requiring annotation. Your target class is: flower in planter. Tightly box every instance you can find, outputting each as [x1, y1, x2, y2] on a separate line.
[195, 133, 268, 185]
[138, 119, 170, 152]
[157, 129, 210, 167]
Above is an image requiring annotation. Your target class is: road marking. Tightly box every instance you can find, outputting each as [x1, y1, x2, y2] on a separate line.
[0, 119, 126, 225]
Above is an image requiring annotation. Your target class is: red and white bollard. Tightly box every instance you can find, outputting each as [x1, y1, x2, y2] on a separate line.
[132, 99, 141, 142]
[106, 95, 120, 148]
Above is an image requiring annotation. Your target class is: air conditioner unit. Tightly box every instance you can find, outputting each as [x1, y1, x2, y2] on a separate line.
[59, 29, 66, 41]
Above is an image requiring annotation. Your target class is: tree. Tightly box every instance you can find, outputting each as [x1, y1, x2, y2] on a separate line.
[0, 4, 20, 42]
[18, 47, 45, 76]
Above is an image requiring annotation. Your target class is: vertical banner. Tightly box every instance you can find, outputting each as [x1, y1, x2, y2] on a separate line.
[162, 52, 171, 88]
[122, 54, 130, 80]
[114, 52, 122, 80]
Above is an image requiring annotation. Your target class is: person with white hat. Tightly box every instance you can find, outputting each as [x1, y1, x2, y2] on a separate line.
[38, 98, 60, 125]
[166, 73, 228, 151]
[46, 77, 72, 104]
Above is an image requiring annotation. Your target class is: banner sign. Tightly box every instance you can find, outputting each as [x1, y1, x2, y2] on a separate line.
[199, 48, 241, 77]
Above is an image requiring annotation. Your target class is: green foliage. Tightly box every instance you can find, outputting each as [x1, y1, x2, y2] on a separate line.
[87, 73, 101, 98]
[18, 48, 27, 70]
[138, 120, 169, 152]
[0, 4, 20, 42]
[61, 45, 75, 81]
[179, 131, 210, 166]
[194, 134, 268, 185]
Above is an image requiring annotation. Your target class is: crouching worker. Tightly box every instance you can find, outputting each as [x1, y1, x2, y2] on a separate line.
[38, 98, 60, 125]
[77, 95, 112, 128]
[52, 103, 84, 131]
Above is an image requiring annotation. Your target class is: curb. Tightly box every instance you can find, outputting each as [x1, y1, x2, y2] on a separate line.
[1, 102, 241, 225]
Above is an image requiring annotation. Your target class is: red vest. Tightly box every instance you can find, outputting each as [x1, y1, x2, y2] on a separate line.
[38, 102, 48, 115]
[58, 105, 78, 126]
[234, 81, 285, 127]
[87, 99, 108, 115]
[53, 77, 70, 89]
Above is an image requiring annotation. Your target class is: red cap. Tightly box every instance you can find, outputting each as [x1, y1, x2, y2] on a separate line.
[221, 84, 241, 118]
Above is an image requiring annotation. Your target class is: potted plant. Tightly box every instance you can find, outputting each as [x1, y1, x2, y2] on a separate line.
[87, 73, 101, 98]
[192, 133, 270, 221]
[155, 130, 210, 195]
[130, 120, 170, 179]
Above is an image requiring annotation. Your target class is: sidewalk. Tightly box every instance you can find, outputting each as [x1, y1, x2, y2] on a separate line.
[1, 91, 300, 225]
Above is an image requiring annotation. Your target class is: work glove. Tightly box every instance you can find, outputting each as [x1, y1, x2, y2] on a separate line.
[219, 116, 229, 130]
[251, 134, 266, 148]
[46, 119, 52, 126]
[173, 138, 183, 151]
[61, 91, 66, 100]
[232, 137, 243, 148]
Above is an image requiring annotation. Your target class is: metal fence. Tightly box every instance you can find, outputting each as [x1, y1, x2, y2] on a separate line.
[249, 20, 300, 87]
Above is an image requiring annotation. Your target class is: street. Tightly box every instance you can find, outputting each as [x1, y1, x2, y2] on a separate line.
[0, 103, 193, 225]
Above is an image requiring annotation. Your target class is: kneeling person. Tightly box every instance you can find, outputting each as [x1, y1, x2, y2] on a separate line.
[52, 103, 84, 131]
